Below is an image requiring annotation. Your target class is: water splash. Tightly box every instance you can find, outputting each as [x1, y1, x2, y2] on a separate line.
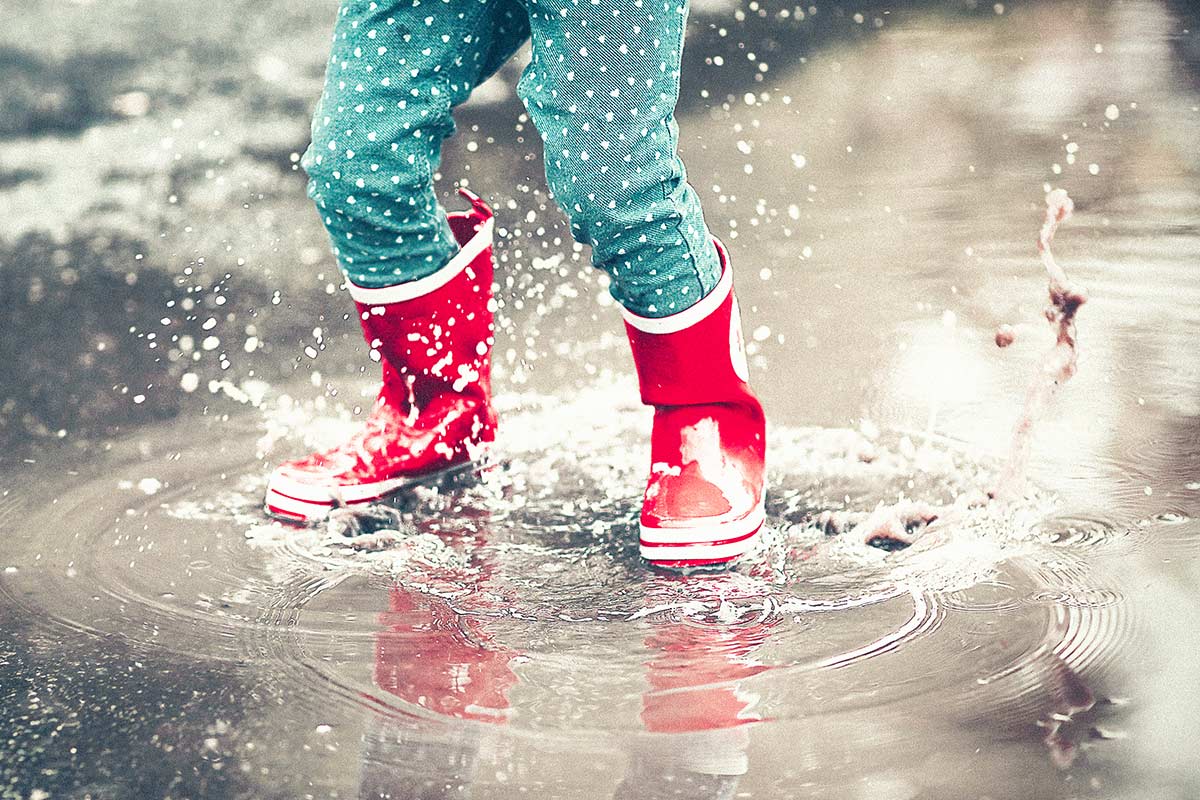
[821, 189, 1086, 546]
[992, 189, 1087, 501]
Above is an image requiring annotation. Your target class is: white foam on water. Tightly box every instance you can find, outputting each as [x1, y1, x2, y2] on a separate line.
[158, 369, 1065, 626]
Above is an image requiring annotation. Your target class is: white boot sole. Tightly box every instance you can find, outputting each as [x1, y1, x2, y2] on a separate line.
[264, 458, 490, 524]
[638, 501, 766, 566]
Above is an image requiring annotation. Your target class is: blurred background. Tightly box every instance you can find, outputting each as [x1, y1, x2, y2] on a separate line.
[1, 0, 1195, 446]
[1, 1, 1199, 798]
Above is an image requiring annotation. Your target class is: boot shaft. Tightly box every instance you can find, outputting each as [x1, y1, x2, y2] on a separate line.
[622, 239, 764, 427]
[349, 189, 497, 415]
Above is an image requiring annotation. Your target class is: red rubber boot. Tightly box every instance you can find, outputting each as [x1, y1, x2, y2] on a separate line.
[623, 241, 766, 568]
[265, 189, 497, 523]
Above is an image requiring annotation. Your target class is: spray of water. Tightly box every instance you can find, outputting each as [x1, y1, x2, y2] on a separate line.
[991, 189, 1087, 501]
[826, 189, 1085, 545]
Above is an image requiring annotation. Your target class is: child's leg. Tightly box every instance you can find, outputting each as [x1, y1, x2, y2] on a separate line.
[516, 0, 719, 317]
[303, 0, 528, 288]
[517, 0, 765, 569]
[266, 0, 529, 524]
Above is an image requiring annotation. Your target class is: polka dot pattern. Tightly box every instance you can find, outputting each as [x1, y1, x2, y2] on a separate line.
[304, 0, 719, 317]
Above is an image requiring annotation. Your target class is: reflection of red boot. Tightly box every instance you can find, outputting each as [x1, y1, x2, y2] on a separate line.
[374, 585, 517, 723]
[362, 581, 516, 799]
[641, 621, 771, 735]
[266, 189, 497, 523]
[618, 619, 772, 793]
[623, 243, 766, 568]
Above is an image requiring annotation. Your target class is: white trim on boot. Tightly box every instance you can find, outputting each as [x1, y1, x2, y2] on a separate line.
[345, 215, 495, 305]
[619, 239, 733, 334]
[639, 501, 766, 545]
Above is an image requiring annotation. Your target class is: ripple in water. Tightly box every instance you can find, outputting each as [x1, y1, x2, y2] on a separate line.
[0, 393, 1134, 800]
[0, 375, 1083, 734]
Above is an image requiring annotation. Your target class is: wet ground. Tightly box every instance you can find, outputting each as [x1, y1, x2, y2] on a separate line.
[2, 0, 1200, 798]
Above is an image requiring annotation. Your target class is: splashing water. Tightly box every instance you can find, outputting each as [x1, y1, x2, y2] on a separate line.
[234, 191, 1090, 565]
[822, 189, 1084, 546]
[992, 189, 1087, 502]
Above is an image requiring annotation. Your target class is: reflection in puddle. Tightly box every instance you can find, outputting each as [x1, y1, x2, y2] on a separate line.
[0, 368, 1153, 798]
[7, 377, 1127, 798]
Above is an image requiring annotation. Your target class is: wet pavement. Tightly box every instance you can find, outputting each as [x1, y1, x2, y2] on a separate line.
[2, 0, 1199, 798]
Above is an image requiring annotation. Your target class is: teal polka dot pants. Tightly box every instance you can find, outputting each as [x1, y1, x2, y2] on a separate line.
[303, 0, 720, 318]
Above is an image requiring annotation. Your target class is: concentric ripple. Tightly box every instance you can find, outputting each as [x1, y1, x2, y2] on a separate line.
[0, 376, 1140, 745]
